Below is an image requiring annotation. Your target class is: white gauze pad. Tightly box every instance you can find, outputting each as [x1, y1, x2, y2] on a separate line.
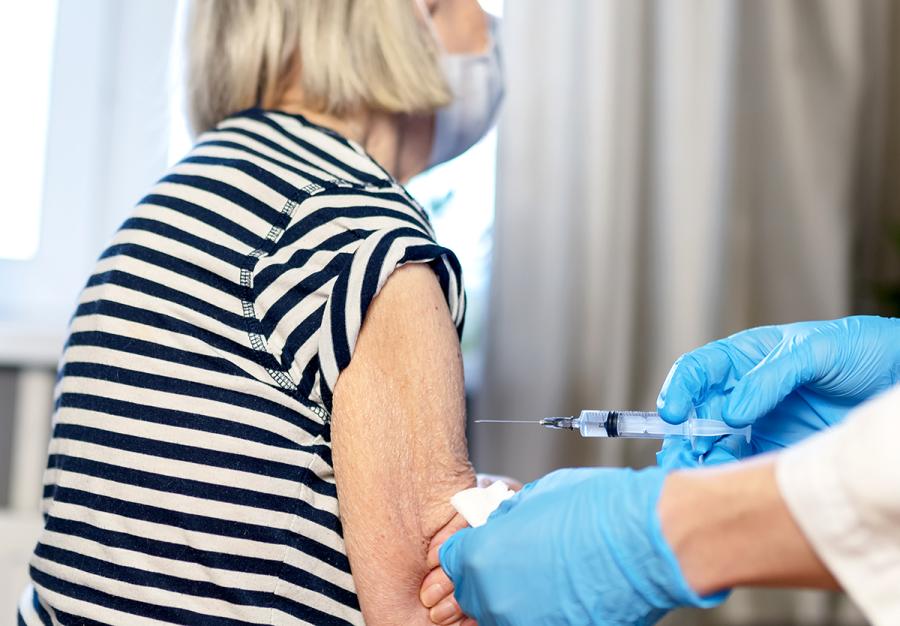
[450, 480, 516, 527]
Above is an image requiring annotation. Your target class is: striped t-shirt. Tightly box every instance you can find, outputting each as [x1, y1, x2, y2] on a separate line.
[18, 108, 465, 625]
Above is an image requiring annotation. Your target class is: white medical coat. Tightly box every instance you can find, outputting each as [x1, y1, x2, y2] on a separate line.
[777, 383, 900, 626]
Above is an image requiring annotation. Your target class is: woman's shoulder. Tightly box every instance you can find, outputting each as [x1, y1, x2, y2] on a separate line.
[248, 178, 462, 416]
[281, 182, 437, 249]
[143, 108, 437, 252]
[190, 108, 399, 194]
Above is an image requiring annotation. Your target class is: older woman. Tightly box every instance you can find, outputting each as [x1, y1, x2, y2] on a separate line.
[18, 0, 502, 624]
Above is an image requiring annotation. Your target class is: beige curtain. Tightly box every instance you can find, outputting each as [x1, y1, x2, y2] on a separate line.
[472, 0, 896, 623]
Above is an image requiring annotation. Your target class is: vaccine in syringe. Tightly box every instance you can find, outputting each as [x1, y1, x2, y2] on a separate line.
[538, 410, 751, 442]
[476, 410, 751, 443]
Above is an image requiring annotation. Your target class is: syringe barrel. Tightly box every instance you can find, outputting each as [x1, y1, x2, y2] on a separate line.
[575, 410, 684, 438]
[615, 412, 686, 438]
[574, 411, 612, 437]
[574, 410, 749, 441]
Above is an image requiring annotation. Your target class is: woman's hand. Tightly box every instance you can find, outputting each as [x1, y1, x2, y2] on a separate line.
[420, 475, 522, 625]
[421, 513, 476, 625]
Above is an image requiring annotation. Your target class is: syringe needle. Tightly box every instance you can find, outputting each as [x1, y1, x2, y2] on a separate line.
[474, 419, 541, 424]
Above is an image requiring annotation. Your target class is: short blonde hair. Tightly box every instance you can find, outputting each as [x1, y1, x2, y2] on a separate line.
[186, 0, 451, 136]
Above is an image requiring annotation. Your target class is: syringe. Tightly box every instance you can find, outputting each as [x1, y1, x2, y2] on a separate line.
[539, 410, 751, 442]
[476, 410, 751, 443]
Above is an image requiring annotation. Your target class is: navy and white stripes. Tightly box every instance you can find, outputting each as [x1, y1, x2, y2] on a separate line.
[18, 109, 465, 625]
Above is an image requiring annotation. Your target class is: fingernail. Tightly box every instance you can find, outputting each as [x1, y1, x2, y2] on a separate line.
[421, 583, 446, 608]
[430, 599, 459, 624]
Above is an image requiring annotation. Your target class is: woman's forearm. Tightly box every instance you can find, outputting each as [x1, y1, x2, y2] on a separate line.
[658, 456, 838, 596]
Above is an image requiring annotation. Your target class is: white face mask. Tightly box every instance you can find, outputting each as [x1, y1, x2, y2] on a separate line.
[428, 14, 505, 167]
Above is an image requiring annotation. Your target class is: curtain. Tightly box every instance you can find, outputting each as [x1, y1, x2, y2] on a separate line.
[472, 0, 894, 623]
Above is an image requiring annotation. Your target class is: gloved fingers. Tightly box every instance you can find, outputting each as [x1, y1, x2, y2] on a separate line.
[724, 336, 817, 427]
[656, 438, 700, 470]
[657, 342, 740, 424]
[700, 434, 745, 465]
[657, 433, 745, 469]
[439, 527, 473, 582]
[513, 477, 539, 498]
[690, 433, 714, 456]
[502, 470, 578, 505]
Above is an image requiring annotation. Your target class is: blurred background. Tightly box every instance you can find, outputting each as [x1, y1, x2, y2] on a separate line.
[2, 0, 899, 624]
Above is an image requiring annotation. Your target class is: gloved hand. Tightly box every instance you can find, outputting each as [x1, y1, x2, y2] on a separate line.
[439, 467, 724, 626]
[656, 316, 900, 467]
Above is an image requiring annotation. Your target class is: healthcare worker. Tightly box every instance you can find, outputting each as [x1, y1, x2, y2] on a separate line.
[439, 315, 900, 625]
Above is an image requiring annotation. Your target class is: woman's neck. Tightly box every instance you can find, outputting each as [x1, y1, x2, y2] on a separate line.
[274, 93, 432, 183]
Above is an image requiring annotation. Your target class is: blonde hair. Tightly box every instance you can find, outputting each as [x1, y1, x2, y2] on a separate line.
[186, 0, 451, 136]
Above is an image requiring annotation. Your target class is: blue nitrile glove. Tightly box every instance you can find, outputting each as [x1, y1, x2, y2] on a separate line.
[656, 316, 900, 468]
[439, 467, 725, 626]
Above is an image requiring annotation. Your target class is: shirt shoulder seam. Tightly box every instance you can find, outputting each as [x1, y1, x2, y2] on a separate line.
[238, 182, 336, 422]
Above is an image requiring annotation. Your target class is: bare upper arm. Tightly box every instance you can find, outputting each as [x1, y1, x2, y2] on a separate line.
[331, 262, 475, 624]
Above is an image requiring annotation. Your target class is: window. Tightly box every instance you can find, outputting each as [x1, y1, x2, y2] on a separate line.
[0, 1, 58, 260]
[167, 0, 191, 166]
[0, 1, 178, 364]
[406, 131, 497, 383]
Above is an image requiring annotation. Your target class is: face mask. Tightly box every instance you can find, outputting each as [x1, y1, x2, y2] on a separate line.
[428, 14, 505, 167]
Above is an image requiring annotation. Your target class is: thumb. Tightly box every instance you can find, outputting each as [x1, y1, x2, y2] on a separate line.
[656, 438, 700, 470]
[439, 527, 473, 582]
[724, 338, 815, 426]
[701, 434, 745, 465]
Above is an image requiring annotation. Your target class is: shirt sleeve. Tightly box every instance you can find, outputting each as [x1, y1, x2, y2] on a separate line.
[253, 185, 465, 417]
[315, 209, 466, 411]
[775, 383, 900, 626]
